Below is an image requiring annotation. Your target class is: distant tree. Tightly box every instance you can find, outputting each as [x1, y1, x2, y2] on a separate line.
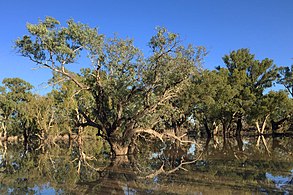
[0, 78, 33, 139]
[220, 48, 279, 136]
[246, 90, 293, 135]
[278, 65, 293, 97]
[24, 94, 57, 140]
[193, 69, 237, 138]
[268, 91, 293, 133]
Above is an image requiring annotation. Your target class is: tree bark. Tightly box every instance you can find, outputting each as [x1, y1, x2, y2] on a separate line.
[111, 142, 129, 156]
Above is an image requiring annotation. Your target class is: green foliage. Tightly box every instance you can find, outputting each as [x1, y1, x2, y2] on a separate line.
[278, 65, 293, 97]
[221, 49, 280, 132]
[1, 17, 291, 155]
[0, 78, 33, 137]
[16, 17, 103, 66]
[193, 69, 238, 132]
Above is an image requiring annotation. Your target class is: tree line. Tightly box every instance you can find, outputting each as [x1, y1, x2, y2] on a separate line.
[0, 17, 292, 156]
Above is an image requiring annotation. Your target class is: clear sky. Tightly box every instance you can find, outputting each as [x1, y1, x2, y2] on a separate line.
[0, 0, 292, 93]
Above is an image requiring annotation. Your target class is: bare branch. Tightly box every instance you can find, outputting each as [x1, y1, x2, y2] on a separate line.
[73, 46, 84, 53]
[134, 88, 177, 120]
[26, 54, 89, 90]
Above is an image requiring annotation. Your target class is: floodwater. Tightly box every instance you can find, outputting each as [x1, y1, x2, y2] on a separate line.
[0, 136, 292, 194]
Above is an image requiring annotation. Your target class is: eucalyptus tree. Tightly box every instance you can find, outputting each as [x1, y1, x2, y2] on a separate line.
[221, 48, 279, 136]
[248, 90, 293, 134]
[24, 94, 57, 141]
[15, 17, 204, 156]
[269, 90, 293, 133]
[193, 68, 238, 137]
[157, 46, 206, 136]
[0, 78, 33, 139]
[267, 91, 293, 133]
[192, 70, 218, 137]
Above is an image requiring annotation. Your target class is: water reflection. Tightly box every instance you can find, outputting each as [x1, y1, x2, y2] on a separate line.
[0, 136, 292, 194]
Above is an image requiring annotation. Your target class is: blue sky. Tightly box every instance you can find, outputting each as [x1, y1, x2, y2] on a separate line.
[0, 0, 292, 93]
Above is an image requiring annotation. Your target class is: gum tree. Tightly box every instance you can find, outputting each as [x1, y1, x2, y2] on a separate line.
[15, 17, 204, 156]
[193, 69, 238, 138]
[0, 78, 33, 140]
[251, 90, 293, 134]
[221, 49, 279, 136]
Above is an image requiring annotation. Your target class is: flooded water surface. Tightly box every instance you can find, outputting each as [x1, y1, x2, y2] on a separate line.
[0, 136, 292, 194]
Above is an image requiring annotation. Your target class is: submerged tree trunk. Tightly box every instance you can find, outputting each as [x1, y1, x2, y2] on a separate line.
[204, 137, 211, 154]
[236, 134, 243, 151]
[213, 122, 219, 135]
[271, 117, 288, 134]
[82, 155, 133, 194]
[107, 127, 195, 157]
[111, 141, 130, 156]
[23, 128, 28, 144]
[236, 116, 242, 137]
[235, 114, 242, 151]
[203, 119, 212, 138]
[222, 122, 227, 139]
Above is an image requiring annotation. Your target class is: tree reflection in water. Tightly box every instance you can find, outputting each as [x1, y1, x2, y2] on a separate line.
[0, 136, 292, 194]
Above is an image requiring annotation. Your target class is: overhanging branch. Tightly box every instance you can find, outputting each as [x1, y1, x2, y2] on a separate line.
[77, 109, 107, 138]
[127, 128, 199, 146]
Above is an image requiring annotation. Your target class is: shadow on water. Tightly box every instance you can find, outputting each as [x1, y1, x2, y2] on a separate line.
[0, 135, 292, 194]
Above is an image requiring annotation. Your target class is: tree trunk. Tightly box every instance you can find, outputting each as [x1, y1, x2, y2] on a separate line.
[213, 122, 219, 135]
[256, 114, 270, 135]
[236, 116, 242, 137]
[90, 156, 133, 194]
[204, 119, 212, 138]
[41, 130, 45, 140]
[271, 117, 288, 134]
[3, 128, 7, 140]
[1, 122, 7, 140]
[111, 141, 129, 156]
[23, 128, 28, 144]
[107, 126, 195, 157]
[222, 122, 227, 139]
[262, 117, 268, 134]
[236, 134, 243, 151]
[109, 129, 133, 156]
[204, 137, 211, 154]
